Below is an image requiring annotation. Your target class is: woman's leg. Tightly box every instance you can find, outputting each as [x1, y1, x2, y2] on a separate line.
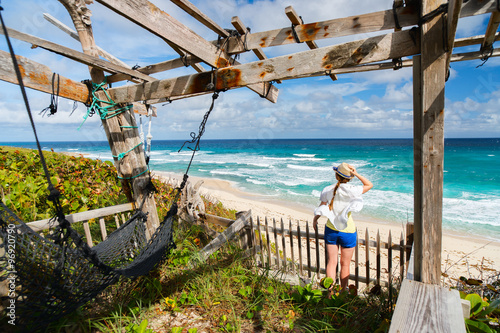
[339, 246, 355, 289]
[326, 244, 339, 286]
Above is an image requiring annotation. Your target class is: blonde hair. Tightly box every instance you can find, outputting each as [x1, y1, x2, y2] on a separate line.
[328, 173, 351, 211]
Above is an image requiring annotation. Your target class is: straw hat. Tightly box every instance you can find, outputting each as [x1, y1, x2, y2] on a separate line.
[333, 162, 353, 179]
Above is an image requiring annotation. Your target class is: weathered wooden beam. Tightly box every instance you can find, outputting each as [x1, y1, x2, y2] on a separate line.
[95, 0, 278, 102]
[28, 202, 134, 232]
[194, 210, 251, 264]
[413, 0, 447, 285]
[481, 11, 500, 54]
[285, 5, 337, 81]
[389, 279, 466, 333]
[226, 0, 498, 54]
[446, 0, 464, 74]
[59, 0, 159, 236]
[95, 0, 231, 68]
[170, 0, 229, 37]
[106, 54, 203, 84]
[454, 32, 500, 47]
[231, 16, 281, 84]
[43, 13, 130, 69]
[104, 29, 420, 104]
[0, 26, 156, 82]
[0, 50, 89, 103]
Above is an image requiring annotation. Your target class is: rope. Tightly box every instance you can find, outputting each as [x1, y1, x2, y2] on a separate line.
[78, 78, 133, 130]
[112, 142, 143, 161]
[39, 73, 60, 117]
[117, 167, 149, 180]
[260, 80, 275, 99]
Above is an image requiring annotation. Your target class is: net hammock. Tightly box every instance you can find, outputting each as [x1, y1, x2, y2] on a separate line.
[0, 200, 176, 331]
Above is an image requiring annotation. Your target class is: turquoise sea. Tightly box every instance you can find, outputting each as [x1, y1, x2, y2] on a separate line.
[4, 138, 500, 240]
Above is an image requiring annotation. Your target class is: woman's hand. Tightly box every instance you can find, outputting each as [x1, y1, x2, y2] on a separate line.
[313, 215, 319, 232]
[348, 164, 358, 176]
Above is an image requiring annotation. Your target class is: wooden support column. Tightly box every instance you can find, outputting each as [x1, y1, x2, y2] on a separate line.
[59, 0, 159, 237]
[413, 0, 447, 284]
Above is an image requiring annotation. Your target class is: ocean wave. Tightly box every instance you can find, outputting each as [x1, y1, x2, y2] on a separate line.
[287, 164, 331, 171]
[210, 170, 246, 177]
[246, 178, 266, 185]
[293, 154, 316, 158]
[276, 178, 324, 186]
[263, 156, 325, 162]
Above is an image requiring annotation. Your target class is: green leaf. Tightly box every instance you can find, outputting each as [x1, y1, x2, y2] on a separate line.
[246, 311, 254, 319]
[465, 318, 493, 333]
[466, 294, 484, 316]
[171, 327, 184, 333]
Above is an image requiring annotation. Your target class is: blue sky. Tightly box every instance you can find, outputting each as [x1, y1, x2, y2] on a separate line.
[0, 0, 499, 142]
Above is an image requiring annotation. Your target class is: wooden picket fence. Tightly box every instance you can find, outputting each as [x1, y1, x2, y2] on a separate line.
[245, 216, 414, 289]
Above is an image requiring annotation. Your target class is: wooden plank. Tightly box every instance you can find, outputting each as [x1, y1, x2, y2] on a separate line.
[106, 54, 203, 83]
[226, 0, 497, 53]
[28, 202, 134, 232]
[196, 210, 251, 262]
[281, 219, 287, 270]
[306, 221, 311, 278]
[289, 220, 295, 273]
[114, 215, 120, 228]
[170, 0, 229, 37]
[388, 230, 393, 295]
[99, 217, 107, 240]
[366, 228, 370, 286]
[400, 232, 405, 278]
[273, 218, 279, 268]
[43, 13, 131, 69]
[0, 27, 156, 82]
[250, 217, 257, 260]
[83, 221, 93, 247]
[285, 6, 337, 81]
[297, 223, 303, 276]
[314, 221, 320, 275]
[376, 230, 381, 285]
[355, 233, 359, 289]
[389, 279, 466, 333]
[455, 32, 500, 47]
[231, 16, 282, 84]
[95, 0, 230, 68]
[265, 217, 271, 267]
[104, 29, 420, 104]
[257, 217, 265, 267]
[413, 0, 447, 285]
[481, 11, 500, 53]
[0, 50, 89, 103]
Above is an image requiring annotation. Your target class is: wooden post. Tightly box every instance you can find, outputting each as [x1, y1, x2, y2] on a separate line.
[355, 233, 359, 289]
[297, 223, 303, 276]
[413, 0, 447, 285]
[314, 225, 320, 275]
[273, 218, 279, 268]
[290, 220, 295, 274]
[376, 230, 381, 286]
[400, 231, 405, 279]
[281, 219, 287, 271]
[305, 221, 311, 278]
[265, 217, 271, 268]
[59, 0, 159, 238]
[365, 228, 370, 287]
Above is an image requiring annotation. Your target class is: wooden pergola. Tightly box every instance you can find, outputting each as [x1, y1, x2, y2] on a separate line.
[1, 0, 499, 290]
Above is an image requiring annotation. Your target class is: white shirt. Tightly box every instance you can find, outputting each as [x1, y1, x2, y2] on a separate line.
[314, 183, 364, 231]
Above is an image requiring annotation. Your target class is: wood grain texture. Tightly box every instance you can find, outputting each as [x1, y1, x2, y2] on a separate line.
[389, 279, 466, 333]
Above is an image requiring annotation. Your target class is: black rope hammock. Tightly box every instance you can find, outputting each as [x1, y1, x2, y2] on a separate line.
[0, 5, 220, 331]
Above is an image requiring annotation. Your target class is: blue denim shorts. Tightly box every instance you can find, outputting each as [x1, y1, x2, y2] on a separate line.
[324, 227, 357, 248]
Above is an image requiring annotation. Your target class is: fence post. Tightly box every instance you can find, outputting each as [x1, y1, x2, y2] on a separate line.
[376, 230, 381, 286]
[273, 218, 279, 269]
[406, 222, 414, 263]
[315, 224, 320, 276]
[281, 218, 287, 271]
[355, 232, 359, 289]
[265, 217, 271, 268]
[297, 223, 303, 277]
[306, 221, 311, 278]
[365, 228, 370, 287]
[290, 220, 295, 273]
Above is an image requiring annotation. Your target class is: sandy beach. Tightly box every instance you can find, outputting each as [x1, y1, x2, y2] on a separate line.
[154, 171, 500, 287]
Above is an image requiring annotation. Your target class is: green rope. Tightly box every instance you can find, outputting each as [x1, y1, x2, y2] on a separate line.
[78, 78, 133, 130]
[117, 167, 149, 180]
[112, 142, 143, 161]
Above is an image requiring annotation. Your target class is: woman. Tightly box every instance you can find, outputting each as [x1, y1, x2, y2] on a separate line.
[313, 162, 372, 291]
